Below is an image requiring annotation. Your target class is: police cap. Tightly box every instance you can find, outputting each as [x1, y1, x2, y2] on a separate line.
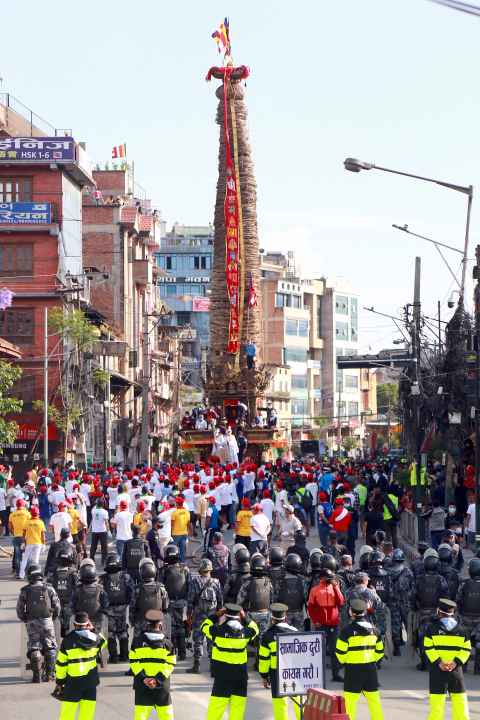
[224, 603, 242, 618]
[73, 612, 90, 627]
[270, 603, 289, 619]
[438, 598, 456, 614]
[145, 609, 163, 623]
[350, 599, 367, 615]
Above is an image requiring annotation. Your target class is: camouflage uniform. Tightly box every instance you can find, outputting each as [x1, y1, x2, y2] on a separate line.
[187, 575, 222, 659]
[344, 585, 384, 631]
[16, 581, 61, 679]
[130, 581, 169, 642]
[388, 565, 415, 649]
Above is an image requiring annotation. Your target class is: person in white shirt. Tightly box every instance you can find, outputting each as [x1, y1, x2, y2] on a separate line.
[49, 502, 73, 542]
[140, 487, 155, 512]
[117, 487, 131, 511]
[217, 478, 233, 525]
[243, 469, 255, 500]
[305, 477, 319, 527]
[48, 483, 66, 513]
[195, 414, 208, 430]
[107, 481, 119, 518]
[89, 499, 110, 566]
[465, 501, 477, 549]
[0, 485, 7, 535]
[111, 500, 133, 559]
[250, 503, 271, 553]
[279, 504, 302, 552]
[182, 480, 195, 513]
[260, 489, 275, 525]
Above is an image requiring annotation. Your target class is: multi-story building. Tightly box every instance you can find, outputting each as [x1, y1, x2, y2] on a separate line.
[155, 223, 213, 392]
[0, 93, 93, 470]
[261, 252, 371, 451]
[83, 168, 174, 465]
[318, 279, 362, 446]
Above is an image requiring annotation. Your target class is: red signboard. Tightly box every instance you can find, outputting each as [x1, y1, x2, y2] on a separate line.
[192, 297, 210, 312]
[16, 422, 59, 442]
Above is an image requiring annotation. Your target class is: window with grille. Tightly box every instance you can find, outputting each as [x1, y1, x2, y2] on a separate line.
[0, 308, 34, 344]
[0, 244, 33, 276]
[0, 177, 32, 202]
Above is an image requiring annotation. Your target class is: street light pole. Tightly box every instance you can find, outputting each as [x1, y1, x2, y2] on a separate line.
[43, 307, 49, 466]
[344, 158, 473, 304]
[474, 245, 480, 553]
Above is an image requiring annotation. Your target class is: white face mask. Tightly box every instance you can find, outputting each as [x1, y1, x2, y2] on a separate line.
[440, 617, 457, 631]
[76, 629, 97, 642]
[448, 507, 456, 515]
[145, 632, 164, 641]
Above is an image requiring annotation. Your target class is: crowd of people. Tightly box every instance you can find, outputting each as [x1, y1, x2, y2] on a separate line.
[1, 455, 478, 720]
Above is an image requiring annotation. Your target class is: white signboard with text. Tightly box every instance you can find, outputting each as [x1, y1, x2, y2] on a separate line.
[276, 632, 325, 697]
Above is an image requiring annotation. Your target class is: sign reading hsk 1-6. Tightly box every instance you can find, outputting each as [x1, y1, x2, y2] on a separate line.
[0, 137, 76, 163]
[276, 632, 325, 697]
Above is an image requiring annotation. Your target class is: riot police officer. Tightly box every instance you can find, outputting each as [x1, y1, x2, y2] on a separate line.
[159, 543, 191, 660]
[101, 552, 134, 663]
[337, 554, 356, 595]
[44, 527, 78, 576]
[186, 558, 223, 674]
[268, 546, 285, 602]
[411, 541, 430, 581]
[438, 544, 460, 600]
[415, 554, 449, 670]
[456, 557, 480, 674]
[49, 550, 78, 638]
[388, 548, 415, 657]
[130, 558, 169, 644]
[237, 554, 273, 640]
[122, 524, 151, 584]
[16, 563, 61, 682]
[286, 530, 310, 573]
[276, 553, 305, 630]
[224, 547, 251, 604]
[72, 562, 109, 636]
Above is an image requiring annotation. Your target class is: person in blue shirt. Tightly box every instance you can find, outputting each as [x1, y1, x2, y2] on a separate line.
[245, 340, 256, 370]
[320, 468, 334, 494]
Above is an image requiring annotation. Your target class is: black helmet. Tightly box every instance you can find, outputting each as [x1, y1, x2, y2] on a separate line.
[269, 546, 284, 567]
[424, 555, 440, 573]
[321, 554, 338, 573]
[285, 553, 303, 575]
[323, 568, 334, 580]
[105, 553, 121, 573]
[164, 544, 180, 565]
[417, 541, 429, 555]
[140, 559, 156, 581]
[374, 530, 386, 545]
[80, 564, 97, 584]
[310, 553, 323, 571]
[369, 551, 385, 567]
[438, 545, 453, 564]
[235, 547, 250, 565]
[251, 554, 267, 576]
[359, 552, 372, 571]
[238, 561, 251, 574]
[27, 563, 43, 582]
[294, 529, 306, 545]
[469, 558, 480, 579]
[57, 551, 74, 567]
[392, 548, 405, 564]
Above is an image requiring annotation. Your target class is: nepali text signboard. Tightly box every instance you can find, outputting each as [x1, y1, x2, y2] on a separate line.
[276, 632, 325, 697]
[0, 137, 76, 163]
[0, 202, 52, 224]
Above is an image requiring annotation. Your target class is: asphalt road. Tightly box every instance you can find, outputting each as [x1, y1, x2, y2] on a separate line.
[0, 536, 479, 720]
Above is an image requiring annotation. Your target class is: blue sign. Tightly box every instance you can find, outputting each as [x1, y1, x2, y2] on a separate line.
[0, 137, 75, 163]
[0, 202, 52, 225]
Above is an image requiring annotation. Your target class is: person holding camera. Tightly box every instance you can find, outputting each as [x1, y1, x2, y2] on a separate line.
[307, 567, 345, 683]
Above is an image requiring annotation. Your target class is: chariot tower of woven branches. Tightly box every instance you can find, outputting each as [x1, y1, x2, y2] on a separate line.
[205, 62, 268, 416]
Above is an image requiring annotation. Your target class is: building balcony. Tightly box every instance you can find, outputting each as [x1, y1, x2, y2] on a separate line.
[266, 390, 291, 400]
[133, 259, 153, 286]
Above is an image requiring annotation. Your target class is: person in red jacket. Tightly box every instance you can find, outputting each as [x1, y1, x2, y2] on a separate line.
[307, 568, 345, 682]
[329, 497, 352, 545]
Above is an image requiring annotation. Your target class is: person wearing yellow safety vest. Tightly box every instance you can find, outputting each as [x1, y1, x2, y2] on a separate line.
[129, 609, 176, 720]
[258, 603, 300, 720]
[423, 598, 471, 720]
[335, 598, 384, 720]
[201, 603, 259, 720]
[54, 611, 107, 720]
[382, 490, 399, 548]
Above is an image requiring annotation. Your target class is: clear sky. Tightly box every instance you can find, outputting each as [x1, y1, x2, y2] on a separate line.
[2, 0, 479, 352]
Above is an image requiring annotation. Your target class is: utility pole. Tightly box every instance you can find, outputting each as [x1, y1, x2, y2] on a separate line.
[43, 307, 49, 466]
[437, 300, 442, 355]
[337, 379, 343, 452]
[412, 256, 425, 541]
[474, 245, 480, 552]
[103, 332, 111, 469]
[140, 300, 150, 464]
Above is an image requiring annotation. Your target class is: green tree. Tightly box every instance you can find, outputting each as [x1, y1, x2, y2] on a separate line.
[343, 436, 358, 452]
[377, 382, 399, 414]
[0, 362, 23, 447]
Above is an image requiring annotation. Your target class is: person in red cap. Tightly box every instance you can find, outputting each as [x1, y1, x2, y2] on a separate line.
[329, 496, 352, 545]
[171, 495, 190, 562]
[49, 501, 73, 543]
[19, 506, 46, 579]
[9, 498, 31, 577]
[235, 498, 253, 550]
